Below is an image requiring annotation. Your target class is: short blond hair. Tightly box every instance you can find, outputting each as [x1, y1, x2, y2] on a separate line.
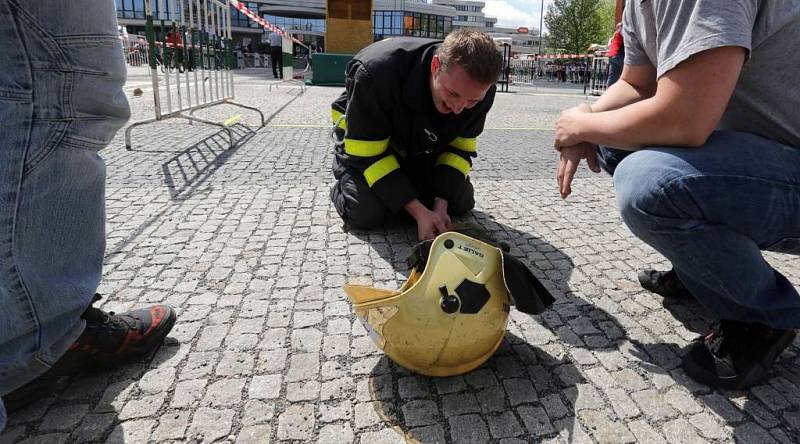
[437, 28, 503, 85]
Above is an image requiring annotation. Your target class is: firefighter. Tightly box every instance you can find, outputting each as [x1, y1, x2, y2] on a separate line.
[330, 29, 503, 241]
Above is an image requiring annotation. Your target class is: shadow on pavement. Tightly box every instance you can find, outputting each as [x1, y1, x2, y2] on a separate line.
[1, 345, 179, 442]
[161, 123, 255, 200]
[367, 332, 583, 442]
[642, 299, 800, 442]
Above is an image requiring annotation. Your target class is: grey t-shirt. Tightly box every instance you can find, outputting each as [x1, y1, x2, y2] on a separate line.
[623, 0, 800, 148]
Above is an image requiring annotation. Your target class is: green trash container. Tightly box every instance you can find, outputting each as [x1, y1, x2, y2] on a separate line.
[310, 53, 353, 86]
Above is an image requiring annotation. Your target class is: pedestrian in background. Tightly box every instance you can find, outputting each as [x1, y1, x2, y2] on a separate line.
[606, 22, 624, 87]
[269, 31, 283, 79]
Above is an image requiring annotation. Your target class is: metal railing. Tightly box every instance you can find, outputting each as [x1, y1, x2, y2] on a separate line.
[124, 0, 264, 150]
[121, 35, 150, 67]
[587, 57, 610, 96]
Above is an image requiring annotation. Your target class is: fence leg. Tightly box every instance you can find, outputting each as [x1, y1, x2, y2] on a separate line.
[125, 117, 160, 150]
[179, 113, 235, 148]
[225, 100, 266, 127]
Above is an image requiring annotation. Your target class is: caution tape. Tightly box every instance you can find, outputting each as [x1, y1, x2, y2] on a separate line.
[535, 53, 592, 60]
[229, 0, 308, 49]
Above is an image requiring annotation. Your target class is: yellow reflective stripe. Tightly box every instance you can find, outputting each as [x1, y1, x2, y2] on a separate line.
[364, 155, 400, 186]
[450, 136, 477, 153]
[344, 137, 390, 157]
[331, 109, 347, 130]
[436, 152, 471, 177]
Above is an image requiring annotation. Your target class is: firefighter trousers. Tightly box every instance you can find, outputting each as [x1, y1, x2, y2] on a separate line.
[330, 152, 475, 229]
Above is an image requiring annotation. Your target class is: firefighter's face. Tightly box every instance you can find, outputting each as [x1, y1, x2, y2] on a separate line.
[430, 55, 491, 115]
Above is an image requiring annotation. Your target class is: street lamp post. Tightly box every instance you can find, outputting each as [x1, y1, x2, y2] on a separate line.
[538, 0, 544, 55]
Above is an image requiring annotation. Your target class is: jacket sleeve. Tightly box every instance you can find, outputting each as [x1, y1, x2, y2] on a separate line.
[332, 62, 418, 213]
[431, 85, 496, 203]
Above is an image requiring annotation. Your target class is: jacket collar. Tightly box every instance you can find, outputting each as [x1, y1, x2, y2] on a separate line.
[403, 44, 439, 112]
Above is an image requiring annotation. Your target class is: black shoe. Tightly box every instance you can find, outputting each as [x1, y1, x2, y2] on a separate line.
[638, 268, 692, 299]
[681, 319, 796, 389]
[4, 294, 176, 412]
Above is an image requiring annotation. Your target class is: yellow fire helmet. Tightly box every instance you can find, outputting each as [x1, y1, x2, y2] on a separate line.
[344, 231, 554, 377]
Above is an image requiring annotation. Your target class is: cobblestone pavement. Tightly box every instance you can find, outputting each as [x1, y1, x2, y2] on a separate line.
[2, 69, 799, 443]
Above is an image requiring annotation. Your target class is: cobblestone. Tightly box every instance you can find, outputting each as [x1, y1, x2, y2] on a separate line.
[441, 393, 480, 418]
[578, 410, 636, 443]
[486, 411, 524, 438]
[276, 404, 315, 441]
[187, 408, 234, 443]
[3, 72, 799, 443]
[449, 414, 490, 443]
[663, 417, 707, 444]
[631, 389, 679, 421]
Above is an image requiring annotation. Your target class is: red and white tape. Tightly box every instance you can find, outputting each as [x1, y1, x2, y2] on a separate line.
[229, 0, 307, 48]
[536, 53, 592, 60]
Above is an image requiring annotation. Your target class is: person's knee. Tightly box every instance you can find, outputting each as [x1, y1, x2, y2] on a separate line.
[345, 201, 389, 229]
[613, 151, 684, 236]
[330, 178, 388, 229]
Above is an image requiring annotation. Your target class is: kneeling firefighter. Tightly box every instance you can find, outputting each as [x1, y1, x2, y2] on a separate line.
[344, 232, 554, 376]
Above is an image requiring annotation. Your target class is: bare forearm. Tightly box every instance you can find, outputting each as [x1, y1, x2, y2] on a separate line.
[590, 79, 653, 113]
[582, 98, 704, 150]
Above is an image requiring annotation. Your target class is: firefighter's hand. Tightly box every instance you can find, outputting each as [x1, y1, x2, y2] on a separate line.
[405, 199, 449, 240]
[554, 103, 592, 150]
[432, 198, 452, 231]
[556, 142, 601, 199]
[415, 210, 451, 241]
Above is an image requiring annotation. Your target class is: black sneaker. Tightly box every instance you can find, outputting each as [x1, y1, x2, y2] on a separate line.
[681, 319, 796, 389]
[4, 294, 176, 411]
[638, 268, 692, 299]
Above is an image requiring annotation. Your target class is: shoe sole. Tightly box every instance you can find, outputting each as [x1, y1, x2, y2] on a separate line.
[682, 329, 797, 389]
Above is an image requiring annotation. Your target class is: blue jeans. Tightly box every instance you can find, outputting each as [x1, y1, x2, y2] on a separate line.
[606, 54, 623, 88]
[0, 0, 129, 429]
[598, 131, 800, 330]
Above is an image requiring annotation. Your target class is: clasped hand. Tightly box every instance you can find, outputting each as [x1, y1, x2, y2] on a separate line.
[553, 104, 601, 198]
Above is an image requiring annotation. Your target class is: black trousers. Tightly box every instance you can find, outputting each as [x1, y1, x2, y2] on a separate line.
[270, 45, 282, 78]
[330, 152, 475, 229]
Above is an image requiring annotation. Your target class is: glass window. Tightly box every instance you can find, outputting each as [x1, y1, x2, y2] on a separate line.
[393, 12, 402, 32]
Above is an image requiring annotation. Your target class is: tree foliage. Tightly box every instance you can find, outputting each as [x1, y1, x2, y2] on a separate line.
[596, 0, 617, 42]
[544, 0, 606, 54]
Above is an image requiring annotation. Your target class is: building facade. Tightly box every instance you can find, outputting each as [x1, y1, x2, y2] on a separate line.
[116, 0, 466, 54]
[116, 0, 265, 46]
[489, 26, 543, 56]
[430, 0, 496, 31]
[260, 0, 457, 47]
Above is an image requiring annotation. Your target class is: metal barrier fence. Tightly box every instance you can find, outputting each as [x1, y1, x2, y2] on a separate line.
[237, 52, 269, 68]
[121, 35, 150, 67]
[125, 0, 264, 150]
[588, 57, 610, 96]
[268, 35, 307, 92]
[509, 59, 537, 86]
[508, 58, 593, 88]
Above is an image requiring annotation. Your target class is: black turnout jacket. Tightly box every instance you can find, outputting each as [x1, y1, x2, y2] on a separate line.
[331, 37, 496, 213]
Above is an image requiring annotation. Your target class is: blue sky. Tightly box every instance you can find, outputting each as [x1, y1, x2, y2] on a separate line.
[483, 0, 553, 30]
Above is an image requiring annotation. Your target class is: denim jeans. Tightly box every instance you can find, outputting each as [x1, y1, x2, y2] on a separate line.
[598, 131, 800, 330]
[0, 0, 129, 429]
[606, 54, 624, 88]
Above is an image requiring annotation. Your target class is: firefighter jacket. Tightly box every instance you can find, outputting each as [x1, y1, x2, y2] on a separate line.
[331, 37, 496, 214]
